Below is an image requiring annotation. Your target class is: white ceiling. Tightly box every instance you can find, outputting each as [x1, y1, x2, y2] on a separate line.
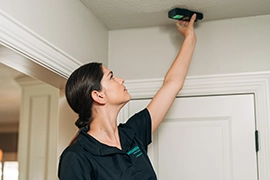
[80, 0, 270, 30]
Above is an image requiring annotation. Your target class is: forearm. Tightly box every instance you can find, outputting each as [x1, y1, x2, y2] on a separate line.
[147, 15, 197, 132]
[163, 34, 197, 92]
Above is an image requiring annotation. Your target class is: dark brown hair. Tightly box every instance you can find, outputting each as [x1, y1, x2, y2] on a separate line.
[65, 62, 103, 129]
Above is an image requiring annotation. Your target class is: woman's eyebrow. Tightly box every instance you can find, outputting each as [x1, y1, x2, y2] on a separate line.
[107, 71, 113, 77]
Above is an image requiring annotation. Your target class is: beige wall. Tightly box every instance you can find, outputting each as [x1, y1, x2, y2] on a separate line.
[0, 0, 109, 66]
[58, 90, 77, 158]
[108, 15, 270, 80]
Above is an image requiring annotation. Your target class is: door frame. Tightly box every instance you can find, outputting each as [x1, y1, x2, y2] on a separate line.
[123, 72, 270, 180]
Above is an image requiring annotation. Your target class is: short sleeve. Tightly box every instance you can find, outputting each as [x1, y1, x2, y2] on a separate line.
[125, 108, 152, 149]
[58, 149, 93, 180]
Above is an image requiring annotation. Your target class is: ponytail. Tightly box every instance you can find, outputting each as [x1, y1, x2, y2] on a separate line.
[65, 62, 103, 144]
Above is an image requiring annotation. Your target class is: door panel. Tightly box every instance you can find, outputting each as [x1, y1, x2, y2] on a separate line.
[125, 94, 257, 180]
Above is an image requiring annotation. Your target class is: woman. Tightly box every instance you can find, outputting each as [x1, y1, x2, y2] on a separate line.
[58, 14, 197, 180]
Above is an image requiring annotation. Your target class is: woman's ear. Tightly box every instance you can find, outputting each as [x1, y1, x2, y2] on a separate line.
[91, 90, 106, 105]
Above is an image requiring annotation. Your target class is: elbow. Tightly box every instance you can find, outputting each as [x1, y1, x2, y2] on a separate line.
[178, 83, 184, 91]
[164, 79, 185, 93]
[178, 82, 184, 92]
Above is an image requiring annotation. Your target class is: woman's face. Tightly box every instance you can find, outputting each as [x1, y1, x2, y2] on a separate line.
[100, 66, 131, 107]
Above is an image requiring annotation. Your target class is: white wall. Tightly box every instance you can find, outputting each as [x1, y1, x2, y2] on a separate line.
[0, 0, 109, 66]
[109, 15, 270, 80]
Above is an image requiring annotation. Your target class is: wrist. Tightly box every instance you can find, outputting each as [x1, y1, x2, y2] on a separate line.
[184, 34, 197, 46]
[185, 33, 197, 41]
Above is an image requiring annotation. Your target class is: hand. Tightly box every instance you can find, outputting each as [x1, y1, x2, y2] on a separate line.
[176, 14, 197, 39]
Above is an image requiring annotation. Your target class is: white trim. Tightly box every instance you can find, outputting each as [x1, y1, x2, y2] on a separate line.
[124, 71, 270, 180]
[0, 10, 82, 78]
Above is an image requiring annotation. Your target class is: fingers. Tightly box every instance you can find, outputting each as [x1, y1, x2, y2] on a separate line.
[176, 20, 188, 29]
[176, 21, 183, 28]
[188, 14, 197, 27]
[176, 14, 197, 28]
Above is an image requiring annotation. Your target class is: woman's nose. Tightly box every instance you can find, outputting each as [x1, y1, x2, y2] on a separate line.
[116, 77, 125, 84]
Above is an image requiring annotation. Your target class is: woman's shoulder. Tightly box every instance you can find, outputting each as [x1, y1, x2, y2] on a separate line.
[119, 108, 152, 147]
[123, 108, 151, 129]
[58, 141, 94, 179]
[125, 108, 150, 123]
[61, 141, 85, 158]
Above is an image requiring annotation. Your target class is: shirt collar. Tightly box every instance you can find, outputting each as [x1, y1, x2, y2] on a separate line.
[77, 125, 135, 156]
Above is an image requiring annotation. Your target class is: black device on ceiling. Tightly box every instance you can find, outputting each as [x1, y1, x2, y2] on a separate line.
[168, 8, 203, 22]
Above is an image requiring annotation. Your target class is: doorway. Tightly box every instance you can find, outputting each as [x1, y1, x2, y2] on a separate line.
[0, 44, 65, 180]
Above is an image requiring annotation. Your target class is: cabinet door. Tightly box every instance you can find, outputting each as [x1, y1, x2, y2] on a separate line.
[124, 94, 257, 180]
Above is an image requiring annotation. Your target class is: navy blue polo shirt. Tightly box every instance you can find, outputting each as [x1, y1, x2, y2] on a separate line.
[58, 108, 157, 180]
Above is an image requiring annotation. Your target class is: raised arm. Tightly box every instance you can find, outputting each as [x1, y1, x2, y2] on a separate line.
[147, 14, 197, 133]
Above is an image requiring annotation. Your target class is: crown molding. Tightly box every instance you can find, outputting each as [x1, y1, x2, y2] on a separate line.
[0, 10, 82, 79]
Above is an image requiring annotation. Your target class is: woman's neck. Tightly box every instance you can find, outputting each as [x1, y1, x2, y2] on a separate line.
[88, 107, 122, 149]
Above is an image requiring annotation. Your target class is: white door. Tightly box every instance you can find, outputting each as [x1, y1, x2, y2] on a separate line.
[123, 94, 258, 180]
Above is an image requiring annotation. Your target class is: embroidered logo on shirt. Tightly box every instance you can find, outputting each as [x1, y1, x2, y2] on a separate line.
[127, 145, 142, 158]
